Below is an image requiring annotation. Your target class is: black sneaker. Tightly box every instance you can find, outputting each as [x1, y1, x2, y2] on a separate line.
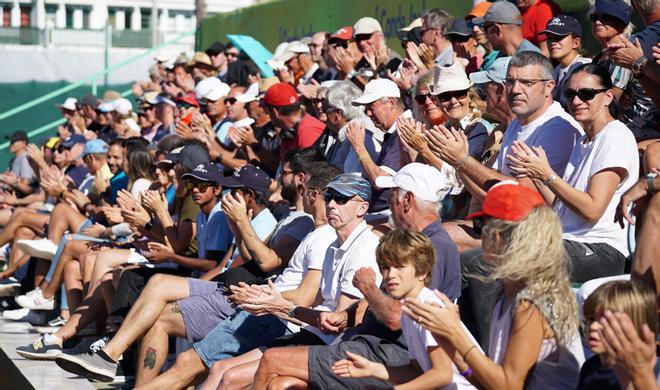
[15, 334, 63, 360]
[55, 351, 117, 383]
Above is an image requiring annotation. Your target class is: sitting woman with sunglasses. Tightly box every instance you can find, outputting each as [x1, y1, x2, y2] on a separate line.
[507, 63, 639, 283]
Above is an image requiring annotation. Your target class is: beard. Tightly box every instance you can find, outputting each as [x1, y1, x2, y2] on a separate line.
[281, 182, 299, 203]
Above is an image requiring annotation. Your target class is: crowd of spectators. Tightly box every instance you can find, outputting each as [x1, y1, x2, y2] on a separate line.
[0, 0, 658, 388]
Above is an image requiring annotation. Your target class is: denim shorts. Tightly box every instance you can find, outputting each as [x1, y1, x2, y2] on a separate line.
[178, 278, 236, 343]
[193, 310, 291, 368]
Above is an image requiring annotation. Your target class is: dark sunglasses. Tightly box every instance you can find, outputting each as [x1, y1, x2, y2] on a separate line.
[323, 191, 354, 205]
[472, 217, 490, 236]
[185, 181, 214, 191]
[56, 145, 71, 153]
[225, 97, 237, 105]
[564, 88, 609, 102]
[354, 33, 373, 42]
[436, 89, 469, 103]
[414, 93, 433, 105]
[589, 12, 621, 25]
[450, 34, 471, 43]
[467, 20, 483, 30]
[329, 39, 350, 49]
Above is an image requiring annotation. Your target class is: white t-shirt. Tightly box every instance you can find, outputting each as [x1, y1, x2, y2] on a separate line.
[556, 120, 639, 256]
[304, 221, 382, 344]
[494, 102, 583, 177]
[273, 224, 337, 292]
[401, 287, 478, 390]
[130, 178, 152, 200]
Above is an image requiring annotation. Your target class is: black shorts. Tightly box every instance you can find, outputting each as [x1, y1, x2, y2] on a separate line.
[258, 329, 325, 352]
[307, 334, 408, 390]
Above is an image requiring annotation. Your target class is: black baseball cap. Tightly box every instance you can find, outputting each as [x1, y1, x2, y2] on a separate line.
[163, 143, 210, 170]
[218, 165, 272, 194]
[182, 162, 223, 184]
[8, 130, 28, 144]
[594, 0, 632, 25]
[79, 93, 98, 107]
[543, 15, 582, 37]
[445, 19, 473, 37]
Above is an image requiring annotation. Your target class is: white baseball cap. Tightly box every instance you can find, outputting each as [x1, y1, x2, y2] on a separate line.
[112, 98, 133, 116]
[352, 79, 400, 106]
[236, 82, 259, 103]
[195, 77, 231, 101]
[124, 118, 141, 132]
[375, 163, 452, 202]
[57, 97, 78, 111]
[353, 17, 382, 36]
[154, 48, 177, 63]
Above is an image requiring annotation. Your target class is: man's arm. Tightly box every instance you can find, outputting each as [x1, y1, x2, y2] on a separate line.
[352, 267, 402, 331]
[281, 269, 322, 307]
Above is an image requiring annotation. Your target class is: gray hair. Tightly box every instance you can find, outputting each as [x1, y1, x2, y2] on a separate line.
[631, 0, 659, 15]
[397, 189, 443, 216]
[326, 81, 365, 121]
[422, 8, 454, 34]
[508, 51, 554, 80]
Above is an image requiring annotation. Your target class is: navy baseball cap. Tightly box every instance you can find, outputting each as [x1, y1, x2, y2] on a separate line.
[62, 134, 86, 148]
[164, 143, 210, 170]
[182, 162, 223, 184]
[543, 15, 582, 37]
[594, 0, 632, 25]
[8, 130, 28, 144]
[219, 165, 272, 194]
[324, 173, 372, 201]
[445, 19, 472, 37]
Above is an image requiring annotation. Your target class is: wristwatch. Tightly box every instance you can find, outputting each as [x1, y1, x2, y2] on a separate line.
[647, 172, 658, 193]
[287, 304, 297, 318]
[632, 56, 648, 78]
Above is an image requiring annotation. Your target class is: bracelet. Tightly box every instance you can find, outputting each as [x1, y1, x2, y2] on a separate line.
[462, 345, 477, 361]
[455, 152, 470, 171]
[460, 367, 473, 377]
[543, 172, 558, 186]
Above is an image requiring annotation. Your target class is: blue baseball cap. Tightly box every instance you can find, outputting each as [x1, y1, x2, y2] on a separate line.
[445, 19, 472, 37]
[218, 164, 272, 194]
[594, 0, 632, 25]
[62, 134, 86, 148]
[469, 56, 512, 85]
[83, 139, 108, 156]
[182, 162, 223, 184]
[543, 15, 582, 37]
[324, 173, 372, 202]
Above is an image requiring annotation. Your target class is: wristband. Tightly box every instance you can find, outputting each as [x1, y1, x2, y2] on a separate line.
[543, 172, 558, 186]
[358, 151, 370, 161]
[460, 368, 473, 377]
[462, 345, 477, 361]
[647, 173, 658, 193]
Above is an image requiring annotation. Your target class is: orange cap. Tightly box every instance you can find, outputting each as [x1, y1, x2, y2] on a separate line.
[466, 1, 492, 20]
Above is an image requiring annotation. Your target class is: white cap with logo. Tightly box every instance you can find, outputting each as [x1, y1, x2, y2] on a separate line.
[353, 17, 382, 36]
[375, 163, 453, 202]
[352, 79, 400, 106]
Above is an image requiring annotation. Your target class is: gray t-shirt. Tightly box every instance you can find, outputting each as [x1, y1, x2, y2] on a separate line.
[9, 153, 35, 181]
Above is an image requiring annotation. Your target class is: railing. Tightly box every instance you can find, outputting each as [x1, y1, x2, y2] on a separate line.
[0, 26, 190, 49]
[0, 29, 196, 152]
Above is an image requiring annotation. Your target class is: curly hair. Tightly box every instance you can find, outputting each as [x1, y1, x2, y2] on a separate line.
[484, 206, 578, 347]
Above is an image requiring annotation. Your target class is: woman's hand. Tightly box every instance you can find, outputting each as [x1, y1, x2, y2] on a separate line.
[141, 190, 166, 215]
[332, 351, 388, 380]
[397, 117, 429, 153]
[425, 125, 468, 166]
[506, 140, 554, 181]
[403, 290, 462, 341]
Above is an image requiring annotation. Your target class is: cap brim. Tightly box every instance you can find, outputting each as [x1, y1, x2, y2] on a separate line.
[465, 210, 488, 220]
[374, 175, 396, 189]
[469, 71, 491, 85]
[181, 172, 217, 183]
[431, 80, 474, 96]
[542, 29, 570, 36]
[216, 175, 244, 188]
[472, 16, 485, 25]
[446, 31, 471, 37]
[352, 93, 380, 106]
[236, 94, 257, 103]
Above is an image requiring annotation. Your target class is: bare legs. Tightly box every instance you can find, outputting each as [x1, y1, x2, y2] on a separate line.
[253, 346, 310, 390]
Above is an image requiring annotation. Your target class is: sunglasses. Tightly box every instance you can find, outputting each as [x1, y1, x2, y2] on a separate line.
[436, 89, 469, 103]
[414, 93, 433, 105]
[354, 33, 373, 42]
[323, 191, 355, 205]
[589, 12, 621, 25]
[564, 88, 609, 102]
[330, 40, 350, 49]
[225, 97, 237, 105]
[185, 181, 215, 191]
[56, 145, 71, 153]
[450, 35, 471, 43]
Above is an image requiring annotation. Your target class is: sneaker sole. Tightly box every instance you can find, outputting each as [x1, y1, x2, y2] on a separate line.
[0, 285, 21, 297]
[15, 296, 54, 311]
[34, 326, 62, 334]
[15, 349, 61, 361]
[55, 354, 115, 383]
[15, 242, 56, 260]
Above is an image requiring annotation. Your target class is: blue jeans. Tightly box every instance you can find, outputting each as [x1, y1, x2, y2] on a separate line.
[193, 309, 291, 368]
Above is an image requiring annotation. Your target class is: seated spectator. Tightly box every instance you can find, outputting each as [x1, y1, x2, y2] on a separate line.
[544, 15, 592, 108]
[508, 63, 639, 281]
[473, 1, 542, 56]
[465, 1, 500, 71]
[578, 280, 657, 389]
[517, 0, 562, 57]
[351, 17, 402, 81]
[331, 229, 480, 389]
[420, 9, 455, 67]
[404, 182, 585, 389]
[446, 19, 483, 74]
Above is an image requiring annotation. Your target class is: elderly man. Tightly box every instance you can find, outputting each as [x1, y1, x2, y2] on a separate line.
[129, 174, 381, 390]
[316, 81, 382, 174]
[420, 8, 455, 66]
[348, 78, 411, 215]
[350, 17, 401, 80]
[473, 1, 542, 56]
[252, 163, 461, 389]
[427, 50, 582, 347]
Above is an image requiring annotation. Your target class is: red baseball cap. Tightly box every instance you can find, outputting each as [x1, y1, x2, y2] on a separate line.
[264, 83, 299, 107]
[330, 26, 353, 42]
[176, 93, 200, 108]
[467, 181, 545, 221]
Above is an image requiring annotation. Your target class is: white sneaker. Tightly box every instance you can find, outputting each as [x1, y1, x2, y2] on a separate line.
[0, 277, 21, 297]
[16, 239, 58, 260]
[2, 307, 30, 320]
[16, 288, 54, 311]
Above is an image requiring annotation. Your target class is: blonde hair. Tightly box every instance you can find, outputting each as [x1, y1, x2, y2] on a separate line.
[584, 280, 657, 336]
[376, 229, 435, 286]
[485, 206, 578, 346]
